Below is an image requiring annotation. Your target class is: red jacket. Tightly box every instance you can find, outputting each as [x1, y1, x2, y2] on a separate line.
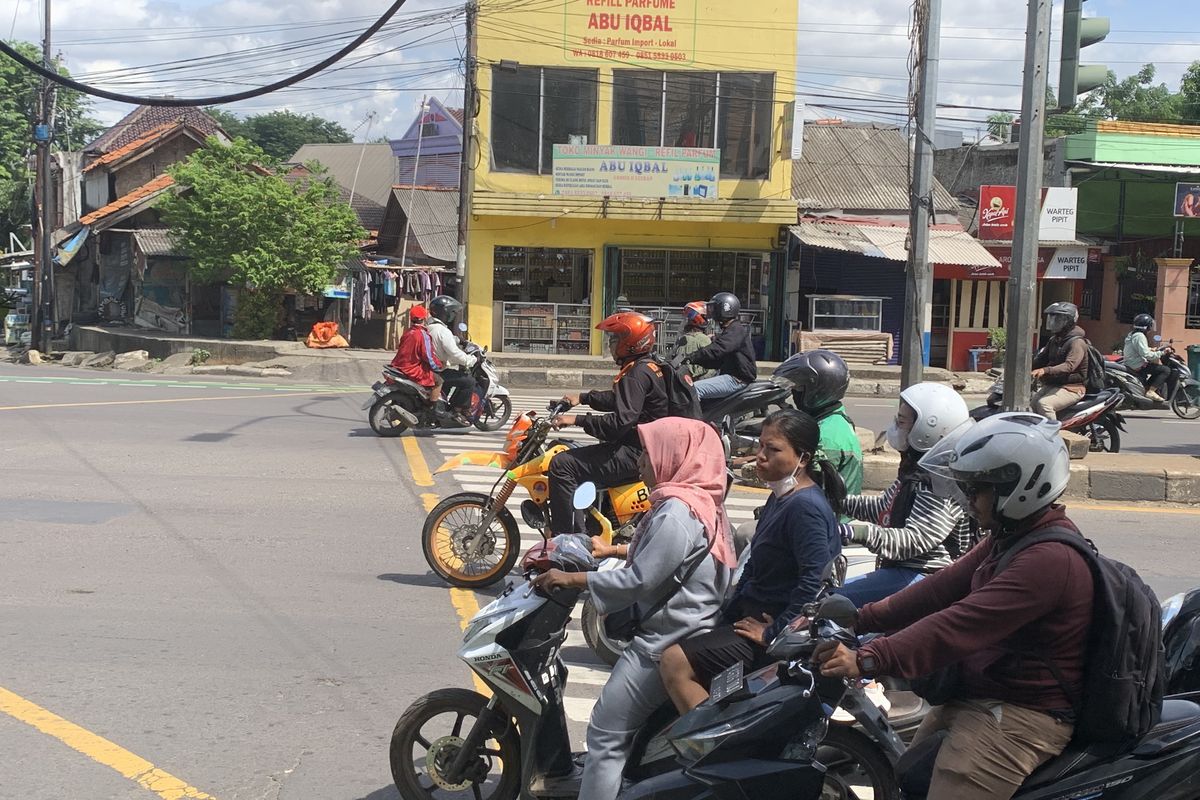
[858, 506, 1094, 714]
[390, 324, 441, 388]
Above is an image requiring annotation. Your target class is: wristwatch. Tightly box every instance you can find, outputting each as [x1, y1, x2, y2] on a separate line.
[856, 652, 879, 676]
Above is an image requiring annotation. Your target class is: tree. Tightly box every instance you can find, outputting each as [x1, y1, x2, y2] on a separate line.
[987, 112, 1014, 142]
[0, 41, 103, 242]
[204, 108, 353, 161]
[1078, 64, 1182, 123]
[159, 137, 366, 339]
[1180, 61, 1200, 124]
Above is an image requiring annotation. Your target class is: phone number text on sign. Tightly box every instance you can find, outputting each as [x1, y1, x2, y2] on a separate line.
[567, 0, 697, 64]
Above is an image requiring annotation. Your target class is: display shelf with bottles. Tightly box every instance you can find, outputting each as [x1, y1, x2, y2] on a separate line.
[502, 302, 556, 353]
[555, 304, 591, 354]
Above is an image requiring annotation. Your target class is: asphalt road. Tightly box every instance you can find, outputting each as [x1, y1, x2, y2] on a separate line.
[0, 364, 1198, 800]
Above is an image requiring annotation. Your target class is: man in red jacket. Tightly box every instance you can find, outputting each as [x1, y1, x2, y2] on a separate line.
[815, 413, 1094, 800]
[390, 305, 441, 395]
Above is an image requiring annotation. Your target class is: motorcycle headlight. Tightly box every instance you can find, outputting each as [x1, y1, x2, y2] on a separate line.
[1162, 593, 1186, 630]
[669, 704, 780, 763]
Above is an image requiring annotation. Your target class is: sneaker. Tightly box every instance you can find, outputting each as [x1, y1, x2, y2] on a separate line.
[1147, 389, 1166, 402]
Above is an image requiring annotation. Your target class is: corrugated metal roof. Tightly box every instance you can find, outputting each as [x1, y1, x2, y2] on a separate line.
[790, 221, 1000, 268]
[390, 186, 460, 263]
[132, 228, 182, 258]
[291, 143, 398, 207]
[792, 123, 959, 214]
[282, 170, 386, 232]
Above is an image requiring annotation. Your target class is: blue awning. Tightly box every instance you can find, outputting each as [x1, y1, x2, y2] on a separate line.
[54, 226, 90, 267]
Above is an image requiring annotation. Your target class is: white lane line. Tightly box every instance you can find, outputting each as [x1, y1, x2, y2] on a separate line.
[70, 381, 95, 385]
[1163, 420, 1199, 425]
[118, 383, 144, 387]
[15, 379, 52, 383]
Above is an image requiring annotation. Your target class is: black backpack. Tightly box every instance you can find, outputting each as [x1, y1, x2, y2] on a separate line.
[997, 529, 1165, 744]
[648, 358, 701, 419]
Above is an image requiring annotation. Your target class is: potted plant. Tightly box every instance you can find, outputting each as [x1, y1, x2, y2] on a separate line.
[983, 326, 1007, 373]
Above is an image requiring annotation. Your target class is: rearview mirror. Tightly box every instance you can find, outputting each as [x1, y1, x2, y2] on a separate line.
[1154, 335, 1163, 343]
[573, 482, 598, 510]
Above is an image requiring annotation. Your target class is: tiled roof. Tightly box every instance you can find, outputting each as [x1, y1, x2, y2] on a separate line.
[85, 105, 225, 154]
[82, 122, 180, 173]
[132, 228, 181, 258]
[448, 107, 464, 125]
[79, 174, 175, 227]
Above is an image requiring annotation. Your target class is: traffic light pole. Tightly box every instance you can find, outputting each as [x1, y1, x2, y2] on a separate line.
[1003, 0, 1053, 412]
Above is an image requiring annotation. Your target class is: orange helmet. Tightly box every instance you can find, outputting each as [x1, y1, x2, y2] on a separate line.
[597, 311, 656, 361]
[683, 301, 708, 328]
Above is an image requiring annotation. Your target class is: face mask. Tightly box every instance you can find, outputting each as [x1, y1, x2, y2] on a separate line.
[885, 421, 909, 452]
[764, 473, 797, 498]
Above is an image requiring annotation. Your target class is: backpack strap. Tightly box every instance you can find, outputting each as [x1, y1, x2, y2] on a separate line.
[636, 541, 712, 623]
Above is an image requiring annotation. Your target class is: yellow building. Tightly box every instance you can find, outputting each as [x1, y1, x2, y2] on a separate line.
[467, 0, 799, 357]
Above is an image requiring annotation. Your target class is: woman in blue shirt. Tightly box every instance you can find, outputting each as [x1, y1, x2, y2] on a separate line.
[659, 408, 845, 713]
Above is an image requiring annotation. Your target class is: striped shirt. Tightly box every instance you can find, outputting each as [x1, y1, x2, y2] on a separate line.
[843, 479, 976, 573]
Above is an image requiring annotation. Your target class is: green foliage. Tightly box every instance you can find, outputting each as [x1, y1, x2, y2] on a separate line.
[988, 326, 1007, 352]
[159, 137, 366, 339]
[204, 108, 353, 161]
[189, 348, 211, 365]
[987, 112, 1014, 142]
[1181, 62, 1200, 124]
[230, 287, 281, 340]
[1046, 61, 1200, 133]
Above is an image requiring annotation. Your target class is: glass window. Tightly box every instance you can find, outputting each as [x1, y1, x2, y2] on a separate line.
[809, 295, 883, 331]
[490, 66, 597, 174]
[664, 72, 716, 148]
[718, 73, 774, 179]
[612, 70, 663, 147]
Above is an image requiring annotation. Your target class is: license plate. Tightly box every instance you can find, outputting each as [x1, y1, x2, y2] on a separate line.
[709, 661, 747, 704]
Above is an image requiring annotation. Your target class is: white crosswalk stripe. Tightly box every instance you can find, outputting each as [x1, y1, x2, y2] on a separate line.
[420, 397, 877, 726]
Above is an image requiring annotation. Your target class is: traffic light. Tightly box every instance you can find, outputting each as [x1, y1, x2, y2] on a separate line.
[1058, 0, 1110, 111]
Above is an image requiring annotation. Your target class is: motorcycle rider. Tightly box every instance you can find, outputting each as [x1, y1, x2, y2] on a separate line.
[672, 301, 715, 381]
[686, 292, 758, 403]
[816, 413, 1094, 800]
[427, 295, 477, 426]
[1030, 301, 1091, 422]
[1123, 313, 1171, 402]
[551, 311, 670, 536]
[388, 304, 441, 397]
[834, 383, 974, 607]
[532, 418, 736, 800]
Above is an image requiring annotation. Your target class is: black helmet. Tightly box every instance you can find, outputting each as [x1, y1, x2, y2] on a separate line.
[1042, 301, 1078, 335]
[1133, 313, 1155, 333]
[773, 349, 850, 418]
[429, 295, 462, 325]
[708, 292, 741, 323]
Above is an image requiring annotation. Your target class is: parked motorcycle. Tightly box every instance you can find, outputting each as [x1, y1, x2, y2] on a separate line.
[1105, 338, 1200, 420]
[365, 339, 512, 437]
[972, 378, 1127, 452]
[421, 402, 647, 588]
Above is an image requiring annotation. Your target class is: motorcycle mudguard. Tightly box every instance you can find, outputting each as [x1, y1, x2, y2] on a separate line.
[436, 451, 512, 472]
[607, 482, 652, 522]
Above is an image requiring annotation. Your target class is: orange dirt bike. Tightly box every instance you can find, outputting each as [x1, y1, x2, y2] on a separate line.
[421, 401, 650, 589]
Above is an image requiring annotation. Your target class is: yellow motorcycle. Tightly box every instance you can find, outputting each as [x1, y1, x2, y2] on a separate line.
[422, 401, 650, 588]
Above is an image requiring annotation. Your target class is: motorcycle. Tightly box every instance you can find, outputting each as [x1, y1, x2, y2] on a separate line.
[365, 339, 512, 437]
[972, 377, 1127, 453]
[421, 402, 648, 589]
[1104, 337, 1200, 420]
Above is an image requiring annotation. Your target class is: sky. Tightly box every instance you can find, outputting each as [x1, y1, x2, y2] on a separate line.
[5, 0, 1198, 145]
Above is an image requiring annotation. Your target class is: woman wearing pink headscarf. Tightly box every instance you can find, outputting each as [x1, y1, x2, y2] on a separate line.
[532, 417, 735, 800]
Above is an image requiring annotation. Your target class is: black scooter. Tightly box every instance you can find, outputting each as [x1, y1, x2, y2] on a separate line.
[1105, 337, 1200, 420]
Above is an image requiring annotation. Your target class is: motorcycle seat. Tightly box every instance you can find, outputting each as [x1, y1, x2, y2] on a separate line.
[382, 371, 431, 400]
[1057, 388, 1118, 417]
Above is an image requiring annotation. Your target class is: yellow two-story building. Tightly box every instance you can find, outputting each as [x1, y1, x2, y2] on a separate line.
[467, 0, 799, 358]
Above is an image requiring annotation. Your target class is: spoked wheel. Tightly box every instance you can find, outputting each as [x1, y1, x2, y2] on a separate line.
[1171, 383, 1200, 420]
[422, 493, 521, 589]
[817, 725, 901, 800]
[370, 397, 410, 437]
[580, 594, 628, 668]
[390, 688, 520, 800]
[1086, 417, 1121, 453]
[474, 395, 513, 432]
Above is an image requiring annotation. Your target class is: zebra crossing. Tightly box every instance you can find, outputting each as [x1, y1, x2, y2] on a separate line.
[419, 391, 874, 729]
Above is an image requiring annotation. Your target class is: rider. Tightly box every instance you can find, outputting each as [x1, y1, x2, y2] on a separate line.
[672, 301, 715, 381]
[687, 292, 757, 403]
[816, 413, 1094, 800]
[1030, 301, 1091, 422]
[532, 418, 736, 800]
[427, 295, 478, 426]
[388, 305, 441, 397]
[550, 311, 670, 536]
[1123, 313, 1171, 402]
[834, 382, 974, 607]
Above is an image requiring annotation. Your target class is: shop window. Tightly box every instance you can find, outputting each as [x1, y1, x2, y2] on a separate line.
[1080, 261, 1103, 321]
[612, 71, 663, 147]
[1187, 269, 1200, 330]
[809, 295, 884, 331]
[718, 73, 773, 180]
[1115, 257, 1157, 324]
[491, 66, 597, 174]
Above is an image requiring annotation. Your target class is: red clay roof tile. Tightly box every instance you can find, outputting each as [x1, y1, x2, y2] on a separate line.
[79, 174, 176, 227]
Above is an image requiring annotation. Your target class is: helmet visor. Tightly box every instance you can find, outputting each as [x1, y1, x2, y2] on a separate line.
[604, 332, 621, 352]
[917, 420, 975, 511]
[1045, 313, 1069, 334]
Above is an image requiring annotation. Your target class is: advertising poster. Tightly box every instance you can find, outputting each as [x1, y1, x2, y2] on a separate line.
[552, 144, 719, 200]
[978, 185, 1078, 241]
[1176, 182, 1200, 218]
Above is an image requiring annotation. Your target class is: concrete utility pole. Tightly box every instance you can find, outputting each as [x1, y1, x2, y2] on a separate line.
[455, 1, 477, 324]
[33, 0, 56, 352]
[901, 0, 941, 389]
[1003, 0, 1053, 412]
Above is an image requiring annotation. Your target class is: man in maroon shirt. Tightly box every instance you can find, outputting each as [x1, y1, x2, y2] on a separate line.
[816, 413, 1094, 800]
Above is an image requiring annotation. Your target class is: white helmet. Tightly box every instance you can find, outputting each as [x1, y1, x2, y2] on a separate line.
[919, 412, 1070, 525]
[895, 383, 971, 453]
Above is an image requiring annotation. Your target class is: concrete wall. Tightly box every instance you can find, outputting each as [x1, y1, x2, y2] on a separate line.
[933, 139, 1069, 200]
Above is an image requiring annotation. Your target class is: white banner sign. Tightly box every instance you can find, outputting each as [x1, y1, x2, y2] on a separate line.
[1037, 187, 1079, 242]
[1042, 246, 1088, 280]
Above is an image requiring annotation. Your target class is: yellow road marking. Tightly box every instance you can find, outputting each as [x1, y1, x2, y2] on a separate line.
[0, 391, 337, 412]
[403, 437, 434, 487]
[0, 687, 215, 800]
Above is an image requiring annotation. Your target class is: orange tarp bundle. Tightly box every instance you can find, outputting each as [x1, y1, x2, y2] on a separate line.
[306, 321, 349, 349]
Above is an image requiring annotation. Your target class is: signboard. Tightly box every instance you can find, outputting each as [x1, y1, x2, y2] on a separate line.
[566, 0, 699, 64]
[1176, 182, 1200, 218]
[784, 100, 806, 161]
[978, 185, 1079, 242]
[935, 246, 1099, 281]
[552, 144, 719, 200]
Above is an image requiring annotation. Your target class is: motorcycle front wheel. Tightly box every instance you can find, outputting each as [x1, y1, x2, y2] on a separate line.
[581, 595, 627, 668]
[817, 725, 901, 800]
[423, 493, 522, 588]
[369, 396, 410, 437]
[474, 395, 513, 432]
[1171, 383, 1200, 420]
[1086, 417, 1121, 453]
[390, 688, 520, 800]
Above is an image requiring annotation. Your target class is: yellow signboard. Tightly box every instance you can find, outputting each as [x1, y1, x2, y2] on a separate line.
[552, 145, 720, 200]
[565, 0, 699, 64]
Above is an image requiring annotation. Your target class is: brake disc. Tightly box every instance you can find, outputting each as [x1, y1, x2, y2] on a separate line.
[426, 736, 473, 791]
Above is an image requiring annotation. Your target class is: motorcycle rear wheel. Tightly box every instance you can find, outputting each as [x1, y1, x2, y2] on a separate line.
[1171, 384, 1200, 420]
[474, 395, 513, 432]
[423, 493, 521, 588]
[1086, 417, 1120, 453]
[369, 397, 410, 437]
[390, 688, 520, 800]
[817, 725, 901, 800]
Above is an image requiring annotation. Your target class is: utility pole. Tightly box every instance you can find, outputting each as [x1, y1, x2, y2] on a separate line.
[1003, 0, 1053, 412]
[32, 0, 56, 353]
[455, 1, 477, 324]
[901, 0, 941, 389]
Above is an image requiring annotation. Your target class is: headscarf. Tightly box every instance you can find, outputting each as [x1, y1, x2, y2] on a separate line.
[632, 417, 737, 568]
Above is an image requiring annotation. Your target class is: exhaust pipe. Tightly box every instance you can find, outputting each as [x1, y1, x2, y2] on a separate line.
[392, 403, 420, 427]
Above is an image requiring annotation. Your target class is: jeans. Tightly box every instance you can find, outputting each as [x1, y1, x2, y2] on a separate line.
[693, 374, 746, 402]
[834, 567, 924, 607]
[439, 369, 475, 411]
[1139, 363, 1171, 395]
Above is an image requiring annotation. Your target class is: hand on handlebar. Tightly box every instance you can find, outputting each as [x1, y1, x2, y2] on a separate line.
[531, 568, 586, 594]
[561, 393, 581, 408]
[813, 641, 862, 679]
[551, 414, 577, 430]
